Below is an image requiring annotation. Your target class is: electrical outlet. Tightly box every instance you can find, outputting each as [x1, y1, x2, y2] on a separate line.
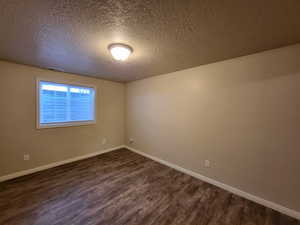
[129, 138, 134, 144]
[204, 160, 210, 168]
[24, 154, 30, 161]
[102, 138, 107, 145]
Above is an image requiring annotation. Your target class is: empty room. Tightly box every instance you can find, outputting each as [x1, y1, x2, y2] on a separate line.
[0, 0, 299, 224]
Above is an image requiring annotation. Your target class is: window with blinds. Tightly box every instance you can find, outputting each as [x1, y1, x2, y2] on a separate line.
[37, 80, 96, 128]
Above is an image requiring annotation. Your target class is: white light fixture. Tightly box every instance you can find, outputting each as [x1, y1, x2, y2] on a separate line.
[108, 43, 133, 61]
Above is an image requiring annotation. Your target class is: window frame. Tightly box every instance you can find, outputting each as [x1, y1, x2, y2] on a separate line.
[36, 78, 97, 129]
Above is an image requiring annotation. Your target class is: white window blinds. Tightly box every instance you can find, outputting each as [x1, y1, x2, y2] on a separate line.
[38, 81, 95, 127]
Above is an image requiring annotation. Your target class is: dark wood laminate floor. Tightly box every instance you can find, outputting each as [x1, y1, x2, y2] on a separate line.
[0, 148, 298, 225]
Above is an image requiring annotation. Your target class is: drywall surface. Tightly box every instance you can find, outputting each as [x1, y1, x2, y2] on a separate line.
[0, 61, 125, 176]
[126, 44, 300, 211]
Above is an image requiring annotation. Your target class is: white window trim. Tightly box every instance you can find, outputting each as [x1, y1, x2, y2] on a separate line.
[36, 78, 97, 129]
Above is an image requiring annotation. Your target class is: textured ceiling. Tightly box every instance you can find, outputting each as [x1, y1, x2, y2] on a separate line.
[0, 0, 299, 82]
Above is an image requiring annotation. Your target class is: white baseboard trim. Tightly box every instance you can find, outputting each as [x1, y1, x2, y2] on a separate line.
[0, 145, 125, 183]
[125, 145, 300, 220]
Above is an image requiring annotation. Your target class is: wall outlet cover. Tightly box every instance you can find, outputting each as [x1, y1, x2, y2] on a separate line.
[204, 160, 210, 168]
[24, 154, 30, 161]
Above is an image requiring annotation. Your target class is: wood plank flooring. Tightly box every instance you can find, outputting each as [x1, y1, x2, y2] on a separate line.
[0, 148, 299, 225]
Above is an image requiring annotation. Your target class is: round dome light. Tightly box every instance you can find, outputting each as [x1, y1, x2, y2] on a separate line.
[108, 43, 133, 61]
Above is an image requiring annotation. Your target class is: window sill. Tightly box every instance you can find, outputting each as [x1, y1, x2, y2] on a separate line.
[37, 121, 96, 129]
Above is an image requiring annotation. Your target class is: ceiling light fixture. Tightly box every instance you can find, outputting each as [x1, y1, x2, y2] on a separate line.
[108, 43, 133, 61]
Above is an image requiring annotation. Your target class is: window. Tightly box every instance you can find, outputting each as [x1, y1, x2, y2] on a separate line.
[37, 80, 96, 128]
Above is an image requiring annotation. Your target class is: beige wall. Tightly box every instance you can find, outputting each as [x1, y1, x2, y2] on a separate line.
[0, 61, 125, 176]
[126, 44, 300, 211]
